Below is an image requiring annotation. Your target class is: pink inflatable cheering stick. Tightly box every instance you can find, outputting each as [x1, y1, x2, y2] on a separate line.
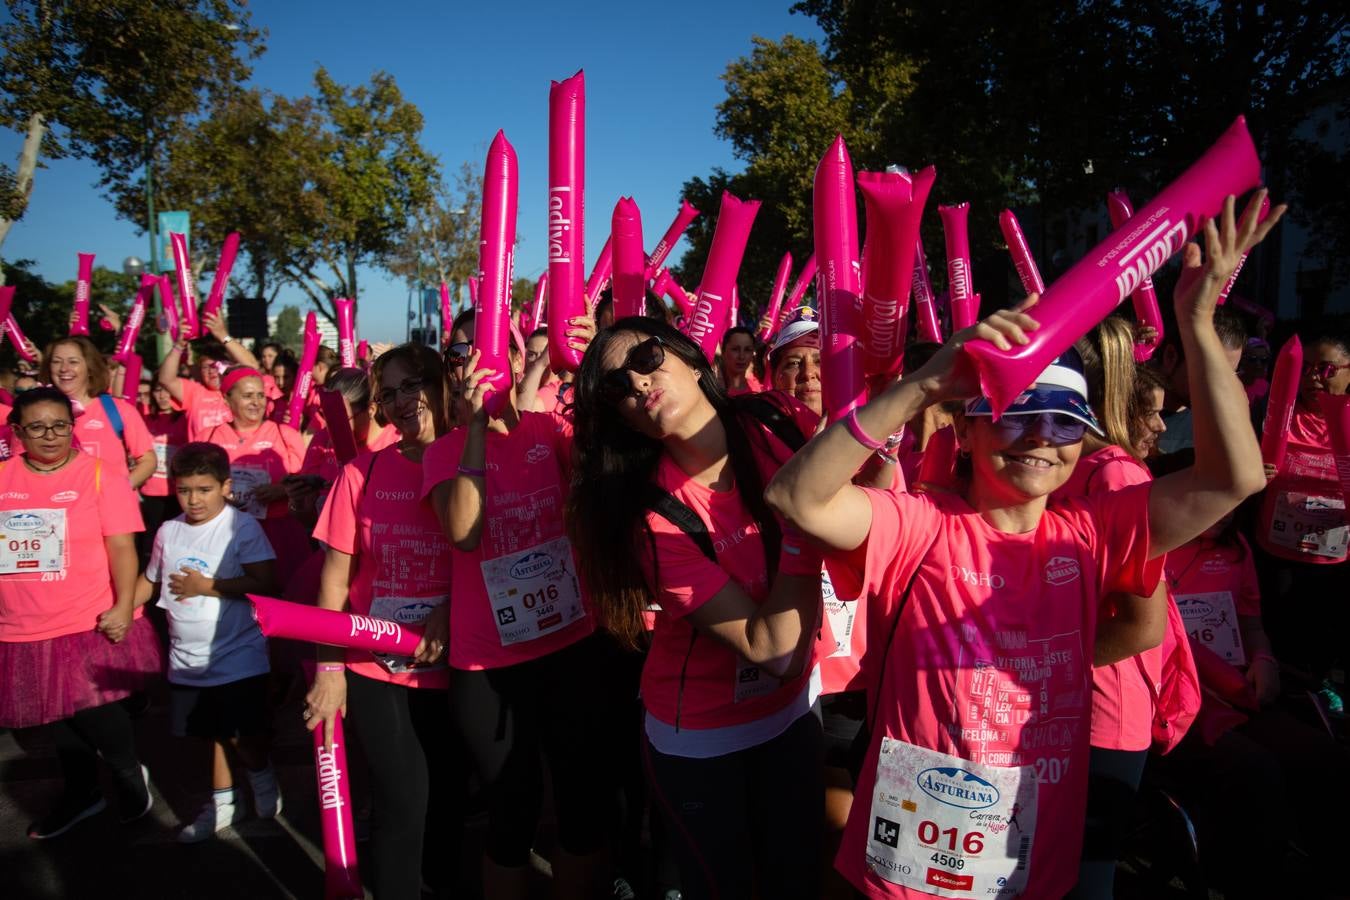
[963, 115, 1263, 416]
[119, 354, 142, 402]
[250, 594, 426, 655]
[334, 298, 356, 368]
[547, 70, 586, 371]
[812, 136, 866, 422]
[311, 717, 363, 899]
[999, 209, 1045, 296]
[467, 276, 479, 306]
[1106, 189, 1166, 362]
[652, 268, 693, 317]
[611, 197, 646, 319]
[644, 199, 701, 279]
[758, 252, 793, 342]
[438, 282, 452, 345]
[1261, 334, 1302, 472]
[157, 275, 179, 342]
[0, 287, 11, 346]
[939, 203, 977, 331]
[527, 272, 548, 334]
[357, 340, 369, 365]
[776, 254, 818, 335]
[319, 390, 360, 465]
[70, 252, 95, 335]
[288, 312, 320, 428]
[199, 232, 240, 327]
[1228, 292, 1275, 329]
[113, 277, 153, 361]
[585, 236, 613, 303]
[911, 239, 942, 343]
[476, 131, 519, 418]
[0, 287, 34, 363]
[1218, 194, 1272, 304]
[685, 191, 760, 362]
[915, 424, 959, 493]
[858, 165, 935, 378]
[1318, 392, 1350, 515]
[728, 285, 740, 331]
[169, 232, 201, 340]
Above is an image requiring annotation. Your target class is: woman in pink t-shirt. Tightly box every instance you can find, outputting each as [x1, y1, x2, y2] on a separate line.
[719, 326, 762, 396]
[306, 344, 463, 899]
[0, 388, 160, 839]
[139, 381, 189, 560]
[422, 307, 613, 899]
[568, 316, 827, 899]
[767, 195, 1280, 900]
[40, 336, 156, 489]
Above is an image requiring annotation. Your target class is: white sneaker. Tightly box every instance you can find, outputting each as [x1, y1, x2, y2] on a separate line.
[178, 796, 243, 843]
[247, 765, 283, 819]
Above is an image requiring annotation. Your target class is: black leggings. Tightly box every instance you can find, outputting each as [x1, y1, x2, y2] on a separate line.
[448, 633, 617, 867]
[49, 700, 142, 801]
[643, 709, 825, 900]
[1066, 747, 1148, 900]
[345, 672, 465, 900]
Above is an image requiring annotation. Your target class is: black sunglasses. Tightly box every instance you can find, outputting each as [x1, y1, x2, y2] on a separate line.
[599, 336, 666, 404]
[444, 341, 473, 367]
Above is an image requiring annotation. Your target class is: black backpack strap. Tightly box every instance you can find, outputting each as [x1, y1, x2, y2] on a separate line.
[735, 394, 807, 452]
[642, 483, 716, 563]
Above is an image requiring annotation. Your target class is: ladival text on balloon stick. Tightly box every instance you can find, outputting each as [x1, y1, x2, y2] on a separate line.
[813, 135, 866, 422]
[70, 252, 95, 336]
[1106, 189, 1167, 363]
[547, 70, 587, 372]
[686, 191, 760, 362]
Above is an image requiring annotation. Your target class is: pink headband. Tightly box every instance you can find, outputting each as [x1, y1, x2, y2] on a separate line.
[221, 367, 262, 395]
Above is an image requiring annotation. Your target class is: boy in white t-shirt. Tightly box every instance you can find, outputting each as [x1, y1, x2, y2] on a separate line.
[133, 442, 280, 842]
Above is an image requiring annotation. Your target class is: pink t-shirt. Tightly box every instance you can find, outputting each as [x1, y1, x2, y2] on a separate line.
[71, 395, 154, 483]
[141, 413, 188, 498]
[0, 452, 145, 642]
[1258, 405, 1346, 564]
[0, 402, 13, 461]
[313, 447, 452, 689]
[420, 411, 593, 670]
[1053, 444, 1162, 751]
[831, 485, 1160, 900]
[639, 406, 824, 730]
[199, 420, 306, 520]
[181, 379, 234, 441]
[300, 424, 399, 484]
[1164, 534, 1260, 667]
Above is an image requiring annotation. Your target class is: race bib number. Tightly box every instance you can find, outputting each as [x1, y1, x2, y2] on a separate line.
[822, 568, 855, 659]
[867, 738, 1037, 897]
[480, 535, 585, 647]
[1175, 591, 1245, 665]
[153, 441, 174, 479]
[1268, 491, 1347, 560]
[0, 508, 66, 574]
[230, 466, 271, 519]
[368, 594, 448, 674]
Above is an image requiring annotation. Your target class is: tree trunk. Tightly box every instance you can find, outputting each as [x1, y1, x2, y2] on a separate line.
[0, 111, 48, 285]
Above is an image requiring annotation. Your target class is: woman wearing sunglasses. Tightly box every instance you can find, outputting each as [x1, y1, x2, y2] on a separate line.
[422, 309, 615, 900]
[766, 193, 1279, 900]
[1255, 325, 1350, 711]
[568, 317, 827, 899]
[0, 387, 160, 839]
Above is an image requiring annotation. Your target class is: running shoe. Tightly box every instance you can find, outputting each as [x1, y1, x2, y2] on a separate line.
[117, 764, 154, 823]
[28, 791, 107, 840]
[178, 796, 243, 843]
[612, 877, 638, 900]
[1317, 679, 1345, 716]
[247, 765, 283, 819]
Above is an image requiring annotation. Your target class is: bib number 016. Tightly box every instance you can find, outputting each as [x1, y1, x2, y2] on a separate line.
[522, 584, 560, 609]
[916, 820, 984, 855]
[7, 538, 41, 552]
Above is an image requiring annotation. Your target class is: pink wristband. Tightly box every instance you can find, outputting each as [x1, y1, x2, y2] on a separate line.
[316, 663, 345, 673]
[457, 465, 486, 478]
[843, 408, 886, 451]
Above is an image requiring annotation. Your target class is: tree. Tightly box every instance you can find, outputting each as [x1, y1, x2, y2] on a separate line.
[284, 68, 439, 324]
[0, 260, 150, 368]
[0, 0, 265, 281]
[270, 305, 303, 355]
[386, 160, 482, 311]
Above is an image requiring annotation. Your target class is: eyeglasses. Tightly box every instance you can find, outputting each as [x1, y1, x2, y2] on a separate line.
[986, 412, 1088, 445]
[375, 376, 427, 407]
[20, 421, 74, 438]
[1303, 361, 1350, 381]
[444, 342, 473, 368]
[599, 336, 666, 404]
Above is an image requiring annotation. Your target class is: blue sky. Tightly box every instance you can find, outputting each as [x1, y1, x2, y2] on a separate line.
[1, 1, 822, 342]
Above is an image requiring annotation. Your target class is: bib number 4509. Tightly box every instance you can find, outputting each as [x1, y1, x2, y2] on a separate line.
[917, 820, 984, 855]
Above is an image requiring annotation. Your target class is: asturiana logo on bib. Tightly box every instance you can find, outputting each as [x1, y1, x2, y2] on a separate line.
[916, 767, 1000, 810]
[4, 513, 44, 532]
[51, 490, 78, 503]
[1043, 556, 1081, 586]
[510, 552, 553, 580]
[1179, 597, 1214, 618]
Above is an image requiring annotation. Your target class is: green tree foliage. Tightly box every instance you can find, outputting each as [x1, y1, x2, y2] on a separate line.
[0, 260, 153, 369]
[680, 2, 1349, 323]
[386, 160, 482, 309]
[0, 0, 265, 271]
[269, 305, 303, 355]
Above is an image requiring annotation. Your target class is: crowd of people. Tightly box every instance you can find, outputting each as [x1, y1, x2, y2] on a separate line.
[1, 189, 1349, 900]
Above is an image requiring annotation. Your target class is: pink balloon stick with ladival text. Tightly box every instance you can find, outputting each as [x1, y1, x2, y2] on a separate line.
[585, 236, 613, 304]
[758, 252, 794, 342]
[911, 239, 942, 343]
[1, 286, 36, 362]
[611, 197, 646, 319]
[776, 254, 818, 334]
[1106, 189, 1166, 362]
[475, 131, 519, 417]
[334, 299, 356, 368]
[644, 199, 700, 279]
[1218, 194, 1271, 304]
[288, 312, 320, 428]
[858, 165, 934, 378]
[685, 192, 760, 361]
[547, 70, 586, 371]
[170, 232, 200, 340]
[652, 268, 693, 318]
[70, 252, 95, 335]
[200, 232, 240, 326]
[939, 203, 976, 331]
[964, 116, 1263, 416]
[528, 272, 548, 334]
[313, 719, 362, 900]
[813, 136, 866, 422]
[999, 209, 1045, 296]
[113, 277, 153, 361]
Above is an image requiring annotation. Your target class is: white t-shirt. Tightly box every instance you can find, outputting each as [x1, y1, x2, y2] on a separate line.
[148, 505, 276, 686]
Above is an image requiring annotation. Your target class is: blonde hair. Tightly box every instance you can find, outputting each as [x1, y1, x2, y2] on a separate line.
[1075, 316, 1136, 452]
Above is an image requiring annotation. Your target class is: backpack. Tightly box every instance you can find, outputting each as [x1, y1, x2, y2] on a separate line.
[1135, 594, 1202, 754]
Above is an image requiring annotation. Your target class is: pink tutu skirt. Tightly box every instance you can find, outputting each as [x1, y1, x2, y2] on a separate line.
[0, 616, 163, 728]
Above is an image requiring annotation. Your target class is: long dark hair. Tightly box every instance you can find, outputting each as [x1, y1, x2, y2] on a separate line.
[567, 316, 783, 647]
